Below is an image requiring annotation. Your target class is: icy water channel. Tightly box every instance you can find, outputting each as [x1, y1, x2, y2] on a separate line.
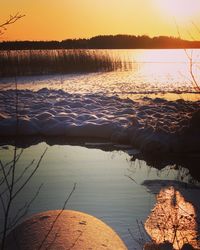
[0, 143, 200, 249]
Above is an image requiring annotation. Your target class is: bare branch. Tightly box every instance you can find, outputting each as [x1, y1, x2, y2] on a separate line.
[0, 194, 6, 215]
[12, 148, 47, 200]
[186, 30, 196, 41]
[174, 19, 200, 92]
[4, 149, 23, 169]
[0, 150, 24, 189]
[0, 161, 10, 192]
[125, 174, 138, 185]
[8, 184, 44, 231]
[0, 159, 35, 196]
[0, 13, 25, 36]
[191, 21, 200, 35]
[38, 183, 77, 250]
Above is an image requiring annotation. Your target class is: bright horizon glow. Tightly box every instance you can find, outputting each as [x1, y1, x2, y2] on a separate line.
[155, 0, 200, 22]
[1, 0, 200, 41]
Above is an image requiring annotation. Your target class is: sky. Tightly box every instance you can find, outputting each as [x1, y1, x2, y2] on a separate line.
[1, 0, 200, 41]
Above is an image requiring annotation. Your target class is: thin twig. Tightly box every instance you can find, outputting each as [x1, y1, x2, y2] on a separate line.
[191, 21, 200, 35]
[174, 18, 200, 92]
[4, 149, 23, 169]
[8, 184, 44, 231]
[38, 183, 77, 250]
[0, 159, 35, 196]
[125, 174, 138, 184]
[0, 13, 25, 36]
[0, 193, 6, 215]
[0, 161, 10, 192]
[12, 148, 47, 200]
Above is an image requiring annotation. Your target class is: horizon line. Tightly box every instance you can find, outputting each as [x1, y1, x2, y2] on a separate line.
[1, 34, 199, 43]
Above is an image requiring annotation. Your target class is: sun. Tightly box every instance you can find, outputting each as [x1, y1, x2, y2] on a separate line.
[155, 0, 200, 22]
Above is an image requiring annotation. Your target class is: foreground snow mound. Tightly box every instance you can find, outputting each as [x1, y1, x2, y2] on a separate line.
[5, 210, 127, 250]
[0, 89, 200, 154]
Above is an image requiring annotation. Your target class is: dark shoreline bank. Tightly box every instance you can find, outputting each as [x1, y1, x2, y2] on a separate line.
[1, 136, 200, 182]
[1, 35, 200, 50]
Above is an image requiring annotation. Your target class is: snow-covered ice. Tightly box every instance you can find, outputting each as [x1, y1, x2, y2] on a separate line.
[0, 89, 200, 154]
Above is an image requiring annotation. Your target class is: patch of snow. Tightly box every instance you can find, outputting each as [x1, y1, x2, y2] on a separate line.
[0, 89, 200, 154]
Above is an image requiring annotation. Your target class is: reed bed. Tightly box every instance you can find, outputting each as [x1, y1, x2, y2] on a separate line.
[0, 49, 123, 77]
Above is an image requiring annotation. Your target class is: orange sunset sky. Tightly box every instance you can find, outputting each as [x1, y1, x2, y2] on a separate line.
[1, 0, 200, 41]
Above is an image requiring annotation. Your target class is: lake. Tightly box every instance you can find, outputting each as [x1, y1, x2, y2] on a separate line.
[0, 49, 200, 249]
[1, 49, 200, 101]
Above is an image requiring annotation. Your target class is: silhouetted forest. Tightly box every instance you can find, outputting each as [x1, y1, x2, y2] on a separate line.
[1, 35, 200, 50]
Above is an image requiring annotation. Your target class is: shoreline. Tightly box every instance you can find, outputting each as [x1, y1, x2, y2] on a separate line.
[1, 136, 200, 182]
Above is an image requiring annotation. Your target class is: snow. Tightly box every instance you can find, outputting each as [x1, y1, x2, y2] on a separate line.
[0, 89, 200, 154]
[4, 210, 127, 250]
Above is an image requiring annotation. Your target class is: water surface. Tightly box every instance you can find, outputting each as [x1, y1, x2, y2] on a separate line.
[0, 48, 200, 249]
[1, 49, 200, 100]
[1, 143, 199, 249]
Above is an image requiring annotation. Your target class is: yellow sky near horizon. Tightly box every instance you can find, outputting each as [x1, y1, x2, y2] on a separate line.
[1, 0, 200, 41]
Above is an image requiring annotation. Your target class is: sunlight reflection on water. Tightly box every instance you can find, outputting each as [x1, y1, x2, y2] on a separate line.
[145, 186, 199, 249]
[1, 49, 200, 101]
[1, 143, 200, 249]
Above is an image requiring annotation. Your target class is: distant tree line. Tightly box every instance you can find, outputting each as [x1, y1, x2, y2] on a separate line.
[1, 35, 200, 50]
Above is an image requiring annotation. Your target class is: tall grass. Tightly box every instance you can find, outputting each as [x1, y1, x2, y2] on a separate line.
[0, 49, 122, 77]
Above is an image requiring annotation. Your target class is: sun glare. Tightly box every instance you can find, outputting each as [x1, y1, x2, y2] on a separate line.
[155, 0, 200, 22]
[145, 187, 199, 249]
